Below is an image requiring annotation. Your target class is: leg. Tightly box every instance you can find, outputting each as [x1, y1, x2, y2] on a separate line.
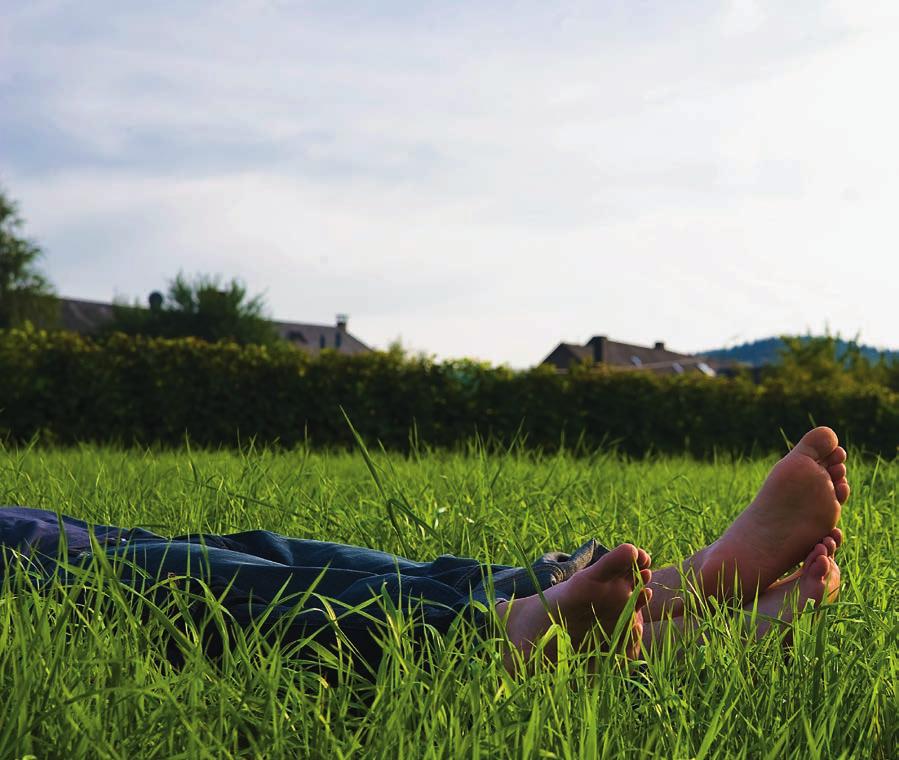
[102, 531, 509, 673]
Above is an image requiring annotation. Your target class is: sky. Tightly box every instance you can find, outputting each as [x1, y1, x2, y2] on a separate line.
[2, 0, 897, 366]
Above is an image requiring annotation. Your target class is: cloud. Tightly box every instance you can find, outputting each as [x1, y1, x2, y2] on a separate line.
[2, 1, 898, 363]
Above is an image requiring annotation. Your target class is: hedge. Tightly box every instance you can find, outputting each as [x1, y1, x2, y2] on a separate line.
[1, 330, 896, 457]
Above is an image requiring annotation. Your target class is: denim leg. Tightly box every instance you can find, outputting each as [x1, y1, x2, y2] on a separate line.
[209, 531, 506, 597]
[0, 507, 501, 619]
[98, 535, 499, 671]
[0, 506, 135, 568]
[205, 531, 459, 575]
[1, 507, 611, 673]
[102, 535, 499, 626]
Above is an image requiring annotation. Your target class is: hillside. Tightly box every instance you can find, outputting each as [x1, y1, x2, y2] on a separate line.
[701, 336, 899, 366]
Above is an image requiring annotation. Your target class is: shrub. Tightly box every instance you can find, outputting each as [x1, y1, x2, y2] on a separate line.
[0, 329, 895, 457]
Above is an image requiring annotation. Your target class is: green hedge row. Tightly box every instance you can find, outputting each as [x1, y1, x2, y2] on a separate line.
[1, 330, 896, 457]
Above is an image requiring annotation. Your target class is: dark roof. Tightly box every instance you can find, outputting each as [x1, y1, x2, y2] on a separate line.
[595, 338, 693, 367]
[58, 297, 116, 333]
[619, 358, 717, 376]
[541, 335, 717, 376]
[555, 343, 593, 363]
[272, 320, 370, 356]
[55, 297, 371, 355]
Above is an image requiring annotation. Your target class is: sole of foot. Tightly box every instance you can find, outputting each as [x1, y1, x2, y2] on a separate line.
[498, 543, 653, 670]
[700, 426, 849, 600]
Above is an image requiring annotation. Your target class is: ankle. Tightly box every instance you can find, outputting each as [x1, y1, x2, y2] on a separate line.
[689, 540, 745, 599]
[685, 543, 714, 584]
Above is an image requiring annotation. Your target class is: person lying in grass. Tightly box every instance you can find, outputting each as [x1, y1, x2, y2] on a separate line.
[0, 426, 847, 675]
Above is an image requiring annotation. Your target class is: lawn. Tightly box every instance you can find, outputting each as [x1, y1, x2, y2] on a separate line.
[1, 441, 896, 759]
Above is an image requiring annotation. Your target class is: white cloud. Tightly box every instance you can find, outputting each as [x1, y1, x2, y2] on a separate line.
[720, 0, 768, 36]
[2, 0, 898, 364]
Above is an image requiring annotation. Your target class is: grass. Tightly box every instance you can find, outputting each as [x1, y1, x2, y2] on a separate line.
[0, 439, 896, 759]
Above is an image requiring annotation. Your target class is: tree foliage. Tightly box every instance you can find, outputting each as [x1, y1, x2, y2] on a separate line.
[705, 335, 899, 366]
[0, 188, 57, 328]
[108, 272, 279, 346]
[765, 334, 898, 392]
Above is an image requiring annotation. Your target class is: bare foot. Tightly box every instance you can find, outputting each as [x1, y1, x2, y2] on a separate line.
[698, 427, 849, 599]
[752, 541, 841, 632]
[496, 543, 653, 671]
[767, 527, 842, 591]
[642, 542, 840, 650]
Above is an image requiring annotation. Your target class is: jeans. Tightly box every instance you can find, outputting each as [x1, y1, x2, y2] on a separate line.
[0, 507, 609, 670]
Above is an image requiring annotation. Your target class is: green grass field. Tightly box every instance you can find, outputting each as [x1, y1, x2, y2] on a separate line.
[1, 441, 896, 759]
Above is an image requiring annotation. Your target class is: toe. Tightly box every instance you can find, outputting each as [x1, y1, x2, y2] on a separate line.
[834, 479, 851, 504]
[627, 610, 645, 659]
[635, 548, 652, 570]
[806, 553, 829, 582]
[592, 543, 639, 581]
[635, 587, 652, 611]
[639, 567, 652, 586]
[803, 542, 827, 566]
[830, 527, 843, 549]
[823, 446, 847, 467]
[794, 427, 840, 461]
[822, 536, 837, 557]
[798, 555, 830, 607]
[826, 561, 841, 601]
[827, 463, 847, 482]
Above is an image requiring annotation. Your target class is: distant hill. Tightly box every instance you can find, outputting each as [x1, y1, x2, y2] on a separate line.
[701, 336, 899, 367]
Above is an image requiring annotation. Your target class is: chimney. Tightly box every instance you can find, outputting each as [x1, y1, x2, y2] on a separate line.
[588, 335, 607, 363]
[654, 341, 665, 351]
[336, 313, 348, 332]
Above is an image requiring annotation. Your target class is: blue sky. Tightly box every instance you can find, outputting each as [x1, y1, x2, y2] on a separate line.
[2, 0, 897, 365]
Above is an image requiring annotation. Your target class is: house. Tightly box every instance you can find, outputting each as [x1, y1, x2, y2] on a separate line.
[58, 297, 116, 334]
[541, 335, 718, 376]
[271, 314, 370, 356]
[57, 296, 371, 356]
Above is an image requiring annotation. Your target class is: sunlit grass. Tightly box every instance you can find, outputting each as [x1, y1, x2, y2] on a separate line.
[0, 440, 895, 758]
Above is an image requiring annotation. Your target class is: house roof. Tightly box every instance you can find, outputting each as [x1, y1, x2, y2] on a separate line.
[58, 297, 116, 333]
[553, 343, 593, 363]
[272, 320, 370, 356]
[611, 357, 717, 376]
[55, 297, 371, 354]
[542, 335, 718, 376]
[595, 338, 694, 367]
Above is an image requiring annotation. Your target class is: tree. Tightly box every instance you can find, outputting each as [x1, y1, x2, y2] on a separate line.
[0, 188, 57, 328]
[764, 332, 894, 391]
[109, 272, 279, 346]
